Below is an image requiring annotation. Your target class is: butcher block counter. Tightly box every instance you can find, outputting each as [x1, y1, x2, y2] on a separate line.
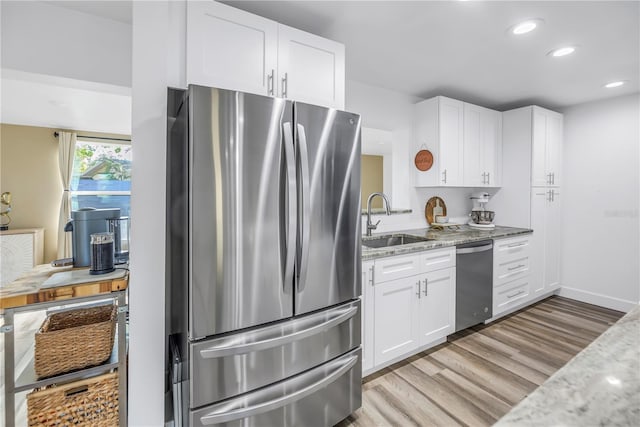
[0, 264, 128, 309]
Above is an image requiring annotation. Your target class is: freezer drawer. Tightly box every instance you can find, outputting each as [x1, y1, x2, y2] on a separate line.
[190, 348, 362, 427]
[189, 300, 361, 408]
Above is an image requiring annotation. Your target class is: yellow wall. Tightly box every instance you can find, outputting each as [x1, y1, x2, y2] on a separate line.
[0, 124, 129, 262]
[361, 155, 384, 209]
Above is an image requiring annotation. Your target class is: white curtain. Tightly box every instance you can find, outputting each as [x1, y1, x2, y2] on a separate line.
[57, 131, 77, 258]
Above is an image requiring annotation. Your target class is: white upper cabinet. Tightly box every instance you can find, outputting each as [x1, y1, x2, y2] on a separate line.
[414, 96, 464, 187]
[463, 103, 502, 187]
[186, 1, 345, 109]
[532, 107, 563, 187]
[186, 1, 278, 95]
[414, 96, 502, 188]
[277, 24, 345, 109]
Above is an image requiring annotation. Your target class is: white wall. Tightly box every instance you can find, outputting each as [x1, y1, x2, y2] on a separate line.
[1, 1, 132, 87]
[130, 1, 181, 425]
[559, 93, 640, 311]
[346, 80, 486, 232]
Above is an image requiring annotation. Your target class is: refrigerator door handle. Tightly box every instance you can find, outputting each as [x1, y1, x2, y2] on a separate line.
[296, 123, 311, 289]
[198, 352, 359, 425]
[282, 122, 296, 295]
[199, 304, 358, 358]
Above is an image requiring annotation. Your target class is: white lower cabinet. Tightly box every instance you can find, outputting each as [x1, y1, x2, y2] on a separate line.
[531, 189, 562, 297]
[361, 260, 375, 372]
[364, 247, 456, 374]
[418, 268, 456, 344]
[373, 276, 421, 365]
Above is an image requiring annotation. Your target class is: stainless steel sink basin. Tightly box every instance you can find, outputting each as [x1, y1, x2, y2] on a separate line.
[362, 234, 432, 249]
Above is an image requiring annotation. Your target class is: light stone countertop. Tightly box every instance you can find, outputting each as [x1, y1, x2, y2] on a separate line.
[361, 225, 532, 261]
[495, 304, 640, 427]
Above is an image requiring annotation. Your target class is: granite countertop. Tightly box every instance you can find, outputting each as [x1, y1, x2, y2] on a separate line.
[362, 225, 532, 260]
[495, 304, 640, 426]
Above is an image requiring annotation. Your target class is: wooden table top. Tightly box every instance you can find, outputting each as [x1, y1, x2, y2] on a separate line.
[0, 264, 128, 310]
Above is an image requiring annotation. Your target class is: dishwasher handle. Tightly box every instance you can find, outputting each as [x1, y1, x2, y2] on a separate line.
[456, 243, 493, 255]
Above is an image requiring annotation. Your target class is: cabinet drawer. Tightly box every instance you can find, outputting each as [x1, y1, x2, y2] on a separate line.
[495, 256, 530, 287]
[493, 277, 530, 315]
[494, 235, 531, 263]
[420, 247, 456, 273]
[374, 254, 421, 283]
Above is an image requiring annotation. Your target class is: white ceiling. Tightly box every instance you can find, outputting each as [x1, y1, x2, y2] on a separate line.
[223, 0, 640, 110]
[1, 70, 132, 135]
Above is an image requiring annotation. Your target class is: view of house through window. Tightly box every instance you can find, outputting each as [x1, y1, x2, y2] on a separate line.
[71, 140, 132, 217]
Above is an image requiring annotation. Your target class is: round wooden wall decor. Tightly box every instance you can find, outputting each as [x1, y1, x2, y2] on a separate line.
[414, 149, 434, 171]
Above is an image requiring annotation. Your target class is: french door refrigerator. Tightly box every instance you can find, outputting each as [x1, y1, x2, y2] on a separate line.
[166, 85, 362, 427]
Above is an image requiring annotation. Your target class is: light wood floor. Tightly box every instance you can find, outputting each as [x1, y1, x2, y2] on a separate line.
[338, 296, 624, 427]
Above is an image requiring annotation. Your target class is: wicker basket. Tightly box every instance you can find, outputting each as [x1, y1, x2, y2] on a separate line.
[27, 372, 119, 426]
[35, 305, 116, 379]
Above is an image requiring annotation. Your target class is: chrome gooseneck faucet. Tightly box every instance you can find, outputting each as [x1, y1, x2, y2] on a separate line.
[366, 192, 391, 236]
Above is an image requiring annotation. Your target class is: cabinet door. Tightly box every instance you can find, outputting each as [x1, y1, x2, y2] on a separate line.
[186, 1, 278, 95]
[530, 190, 547, 296]
[0, 233, 34, 286]
[374, 276, 420, 365]
[277, 24, 345, 109]
[546, 113, 563, 187]
[419, 268, 455, 345]
[438, 97, 464, 186]
[463, 103, 484, 186]
[531, 108, 548, 187]
[544, 190, 561, 290]
[463, 104, 501, 187]
[362, 260, 375, 373]
[482, 109, 502, 187]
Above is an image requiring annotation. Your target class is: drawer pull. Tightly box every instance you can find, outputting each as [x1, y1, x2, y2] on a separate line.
[507, 264, 525, 271]
[199, 304, 358, 357]
[507, 242, 526, 248]
[507, 290, 526, 299]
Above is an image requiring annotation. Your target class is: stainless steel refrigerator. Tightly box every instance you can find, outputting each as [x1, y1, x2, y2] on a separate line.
[166, 85, 362, 427]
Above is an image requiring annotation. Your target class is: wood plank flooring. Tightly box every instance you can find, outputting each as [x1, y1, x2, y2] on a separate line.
[338, 296, 623, 427]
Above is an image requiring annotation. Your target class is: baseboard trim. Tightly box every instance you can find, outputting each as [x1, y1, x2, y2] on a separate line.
[558, 286, 637, 313]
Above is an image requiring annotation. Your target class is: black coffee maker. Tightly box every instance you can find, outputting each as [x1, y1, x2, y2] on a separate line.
[64, 208, 129, 267]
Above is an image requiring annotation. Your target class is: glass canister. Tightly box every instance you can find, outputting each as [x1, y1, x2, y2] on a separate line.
[107, 217, 130, 264]
[90, 232, 116, 275]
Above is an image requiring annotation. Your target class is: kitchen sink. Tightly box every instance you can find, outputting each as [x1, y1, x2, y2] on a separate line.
[362, 234, 433, 249]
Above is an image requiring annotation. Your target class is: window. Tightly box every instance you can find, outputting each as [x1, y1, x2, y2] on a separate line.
[71, 140, 132, 217]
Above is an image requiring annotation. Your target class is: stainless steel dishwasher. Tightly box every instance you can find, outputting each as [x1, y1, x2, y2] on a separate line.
[455, 240, 493, 332]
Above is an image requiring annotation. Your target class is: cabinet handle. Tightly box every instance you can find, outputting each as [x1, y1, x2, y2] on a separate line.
[507, 290, 526, 299]
[546, 173, 552, 185]
[481, 172, 486, 184]
[508, 264, 525, 271]
[547, 190, 553, 202]
[507, 242, 526, 248]
[416, 281, 421, 299]
[282, 72, 288, 98]
[442, 169, 447, 184]
[422, 278, 428, 296]
[369, 266, 374, 286]
[552, 172, 555, 185]
[267, 69, 275, 95]
[487, 172, 490, 185]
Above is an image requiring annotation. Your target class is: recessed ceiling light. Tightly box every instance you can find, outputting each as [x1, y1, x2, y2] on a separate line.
[512, 20, 538, 35]
[604, 81, 626, 88]
[549, 46, 576, 57]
